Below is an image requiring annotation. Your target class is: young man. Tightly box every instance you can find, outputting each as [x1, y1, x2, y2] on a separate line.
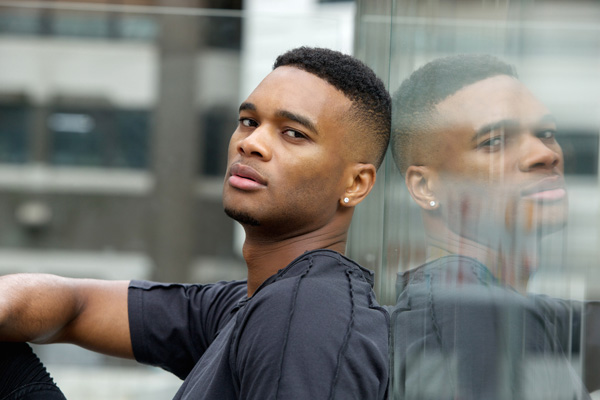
[389, 54, 592, 399]
[0, 47, 391, 399]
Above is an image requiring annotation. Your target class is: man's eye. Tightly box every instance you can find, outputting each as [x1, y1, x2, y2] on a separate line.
[537, 130, 556, 140]
[282, 129, 305, 139]
[480, 136, 504, 149]
[239, 118, 257, 127]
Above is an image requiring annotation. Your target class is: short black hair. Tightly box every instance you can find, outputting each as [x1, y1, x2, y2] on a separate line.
[274, 47, 391, 169]
[391, 54, 518, 173]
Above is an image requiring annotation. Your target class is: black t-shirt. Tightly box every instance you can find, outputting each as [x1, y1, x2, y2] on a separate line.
[128, 249, 389, 400]
[0, 342, 66, 400]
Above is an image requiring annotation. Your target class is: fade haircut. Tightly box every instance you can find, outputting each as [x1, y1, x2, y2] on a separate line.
[274, 47, 391, 169]
[391, 54, 518, 174]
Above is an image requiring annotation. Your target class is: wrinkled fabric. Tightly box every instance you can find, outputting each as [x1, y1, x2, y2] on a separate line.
[0, 342, 66, 400]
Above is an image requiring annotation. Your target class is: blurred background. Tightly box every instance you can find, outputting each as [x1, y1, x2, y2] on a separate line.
[0, 0, 599, 398]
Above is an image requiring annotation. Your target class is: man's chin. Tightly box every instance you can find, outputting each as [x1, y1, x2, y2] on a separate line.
[224, 207, 261, 227]
[522, 200, 568, 235]
[533, 216, 567, 236]
[495, 197, 567, 235]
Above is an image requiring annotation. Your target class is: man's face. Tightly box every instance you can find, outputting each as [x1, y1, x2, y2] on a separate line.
[429, 75, 567, 241]
[222, 66, 354, 236]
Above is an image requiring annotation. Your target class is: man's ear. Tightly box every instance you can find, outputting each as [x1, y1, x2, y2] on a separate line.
[339, 163, 377, 207]
[405, 165, 439, 211]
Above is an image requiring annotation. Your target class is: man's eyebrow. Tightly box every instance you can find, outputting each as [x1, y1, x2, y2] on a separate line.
[239, 102, 256, 112]
[471, 114, 557, 142]
[537, 114, 557, 126]
[238, 104, 318, 134]
[472, 119, 519, 142]
[276, 110, 319, 135]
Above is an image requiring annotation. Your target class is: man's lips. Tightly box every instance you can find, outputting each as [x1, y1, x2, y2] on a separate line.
[521, 176, 566, 202]
[228, 163, 267, 190]
[523, 188, 566, 201]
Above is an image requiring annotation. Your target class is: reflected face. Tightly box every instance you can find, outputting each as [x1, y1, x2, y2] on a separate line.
[430, 75, 567, 240]
[222, 66, 353, 235]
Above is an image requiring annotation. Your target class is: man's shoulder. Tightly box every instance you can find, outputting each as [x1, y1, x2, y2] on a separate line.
[230, 251, 389, 400]
[223, 249, 388, 366]
[238, 249, 387, 342]
[248, 250, 378, 311]
[274, 249, 374, 287]
[395, 255, 498, 296]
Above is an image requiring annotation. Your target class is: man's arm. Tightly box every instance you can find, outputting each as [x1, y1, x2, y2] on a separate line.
[0, 274, 132, 359]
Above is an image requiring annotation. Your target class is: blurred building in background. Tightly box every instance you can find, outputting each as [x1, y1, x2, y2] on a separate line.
[0, 0, 354, 285]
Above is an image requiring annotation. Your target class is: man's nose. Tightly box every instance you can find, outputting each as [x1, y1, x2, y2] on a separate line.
[518, 134, 561, 172]
[237, 126, 273, 161]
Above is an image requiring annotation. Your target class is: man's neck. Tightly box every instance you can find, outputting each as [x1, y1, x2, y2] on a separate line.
[242, 227, 347, 297]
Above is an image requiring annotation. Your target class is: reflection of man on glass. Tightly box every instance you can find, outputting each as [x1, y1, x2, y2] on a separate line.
[394, 54, 566, 291]
[390, 54, 593, 399]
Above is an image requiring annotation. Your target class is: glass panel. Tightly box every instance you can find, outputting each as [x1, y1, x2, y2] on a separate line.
[354, 0, 600, 398]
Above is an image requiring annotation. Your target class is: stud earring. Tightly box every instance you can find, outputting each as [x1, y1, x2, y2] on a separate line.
[343, 197, 350, 204]
[429, 200, 436, 207]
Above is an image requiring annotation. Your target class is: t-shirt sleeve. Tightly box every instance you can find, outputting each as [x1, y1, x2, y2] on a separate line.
[231, 266, 388, 400]
[128, 279, 246, 380]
